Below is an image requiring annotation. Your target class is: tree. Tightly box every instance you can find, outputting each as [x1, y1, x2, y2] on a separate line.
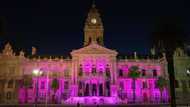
[51, 78, 59, 104]
[128, 66, 141, 103]
[156, 76, 167, 103]
[23, 75, 32, 103]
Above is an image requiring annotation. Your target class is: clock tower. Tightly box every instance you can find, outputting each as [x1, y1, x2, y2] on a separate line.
[84, 3, 104, 46]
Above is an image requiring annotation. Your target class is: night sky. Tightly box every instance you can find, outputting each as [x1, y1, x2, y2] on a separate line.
[0, 0, 189, 56]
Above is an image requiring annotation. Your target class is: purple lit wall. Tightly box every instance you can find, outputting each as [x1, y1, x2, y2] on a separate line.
[18, 59, 169, 104]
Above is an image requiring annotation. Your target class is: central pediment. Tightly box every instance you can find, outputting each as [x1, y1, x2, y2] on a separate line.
[71, 42, 118, 55]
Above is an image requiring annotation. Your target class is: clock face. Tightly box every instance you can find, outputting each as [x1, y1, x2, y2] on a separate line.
[91, 18, 97, 24]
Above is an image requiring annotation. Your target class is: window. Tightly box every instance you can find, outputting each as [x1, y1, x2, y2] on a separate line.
[106, 66, 110, 78]
[6, 92, 12, 100]
[64, 68, 70, 77]
[119, 82, 124, 90]
[9, 67, 15, 75]
[92, 66, 96, 75]
[106, 70, 110, 78]
[142, 69, 146, 76]
[175, 80, 179, 88]
[99, 69, 103, 76]
[143, 81, 147, 89]
[181, 80, 187, 88]
[64, 81, 69, 90]
[78, 65, 83, 76]
[79, 81, 83, 89]
[8, 80, 14, 88]
[119, 69, 123, 77]
[40, 81, 45, 89]
[153, 69, 157, 77]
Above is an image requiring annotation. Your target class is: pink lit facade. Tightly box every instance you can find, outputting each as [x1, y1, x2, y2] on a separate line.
[0, 3, 170, 105]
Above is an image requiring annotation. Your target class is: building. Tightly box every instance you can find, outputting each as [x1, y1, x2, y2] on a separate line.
[0, 4, 170, 105]
[173, 48, 190, 104]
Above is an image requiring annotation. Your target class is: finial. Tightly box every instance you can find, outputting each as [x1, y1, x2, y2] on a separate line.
[32, 46, 37, 55]
[92, 0, 96, 8]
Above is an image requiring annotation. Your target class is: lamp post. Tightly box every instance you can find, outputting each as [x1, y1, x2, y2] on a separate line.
[32, 69, 43, 106]
[187, 68, 190, 76]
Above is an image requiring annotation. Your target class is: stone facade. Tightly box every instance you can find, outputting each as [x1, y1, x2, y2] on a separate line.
[173, 48, 190, 104]
[0, 4, 170, 104]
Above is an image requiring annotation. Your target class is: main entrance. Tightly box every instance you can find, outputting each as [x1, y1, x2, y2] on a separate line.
[64, 96, 120, 105]
[78, 80, 110, 97]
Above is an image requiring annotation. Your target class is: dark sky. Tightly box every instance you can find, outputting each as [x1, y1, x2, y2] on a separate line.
[0, 0, 189, 56]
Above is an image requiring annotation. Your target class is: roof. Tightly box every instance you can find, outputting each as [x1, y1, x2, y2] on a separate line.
[71, 41, 118, 55]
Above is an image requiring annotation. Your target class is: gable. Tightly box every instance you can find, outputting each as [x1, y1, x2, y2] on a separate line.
[71, 42, 118, 55]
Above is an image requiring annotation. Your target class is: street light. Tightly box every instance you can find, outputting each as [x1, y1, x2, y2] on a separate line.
[187, 68, 190, 76]
[32, 69, 43, 106]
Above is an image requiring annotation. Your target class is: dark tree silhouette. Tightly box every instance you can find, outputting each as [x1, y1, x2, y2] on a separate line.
[151, 16, 187, 107]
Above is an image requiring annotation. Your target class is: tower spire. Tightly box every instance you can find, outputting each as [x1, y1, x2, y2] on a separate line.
[84, 1, 104, 46]
[92, 0, 96, 8]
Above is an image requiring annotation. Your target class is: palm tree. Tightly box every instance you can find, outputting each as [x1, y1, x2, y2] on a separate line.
[23, 75, 32, 103]
[156, 76, 167, 103]
[51, 78, 59, 104]
[128, 66, 141, 103]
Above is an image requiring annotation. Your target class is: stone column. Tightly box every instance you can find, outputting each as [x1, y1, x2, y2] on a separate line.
[111, 57, 117, 84]
[71, 56, 79, 97]
[111, 57, 118, 97]
[97, 83, 99, 96]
